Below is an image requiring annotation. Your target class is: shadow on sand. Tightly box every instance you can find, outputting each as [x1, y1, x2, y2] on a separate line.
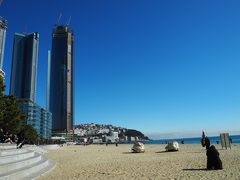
[186, 151, 204, 153]
[182, 168, 207, 171]
[122, 152, 134, 154]
[155, 151, 178, 153]
[122, 152, 145, 154]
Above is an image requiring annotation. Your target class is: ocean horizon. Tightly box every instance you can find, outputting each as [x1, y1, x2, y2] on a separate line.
[144, 135, 240, 144]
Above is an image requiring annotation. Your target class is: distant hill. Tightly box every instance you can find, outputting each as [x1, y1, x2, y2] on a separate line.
[74, 123, 150, 141]
[125, 129, 144, 138]
[124, 129, 150, 140]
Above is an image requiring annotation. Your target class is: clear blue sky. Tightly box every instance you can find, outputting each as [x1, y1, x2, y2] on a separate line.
[1, 0, 240, 138]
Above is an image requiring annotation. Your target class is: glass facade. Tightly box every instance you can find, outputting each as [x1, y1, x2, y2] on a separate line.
[0, 17, 7, 70]
[19, 99, 52, 139]
[49, 25, 74, 134]
[10, 32, 39, 102]
[40, 108, 52, 139]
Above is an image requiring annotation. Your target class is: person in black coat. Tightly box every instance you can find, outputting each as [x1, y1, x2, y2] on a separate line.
[206, 145, 223, 170]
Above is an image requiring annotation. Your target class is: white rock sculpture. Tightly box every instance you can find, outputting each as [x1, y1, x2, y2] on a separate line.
[165, 141, 179, 151]
[132, 142, 145, 153]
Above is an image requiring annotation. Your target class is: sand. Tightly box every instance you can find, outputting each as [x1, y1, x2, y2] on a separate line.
[39, 144, 240, 180]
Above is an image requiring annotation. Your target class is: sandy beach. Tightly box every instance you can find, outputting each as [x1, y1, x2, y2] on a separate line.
[39, 144, 240, 180]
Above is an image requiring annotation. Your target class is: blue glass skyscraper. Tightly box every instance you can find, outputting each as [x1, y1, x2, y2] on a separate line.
[49, 25, 74, 138]
[10, 32, 39, 102]
[10, 32, 52, 139]
[0, 17, 7, 75]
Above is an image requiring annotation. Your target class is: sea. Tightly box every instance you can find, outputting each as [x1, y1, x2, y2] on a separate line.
[144, 135, 240, 144]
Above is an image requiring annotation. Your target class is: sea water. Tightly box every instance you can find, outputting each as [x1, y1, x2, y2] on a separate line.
[144, 135, 240, 144]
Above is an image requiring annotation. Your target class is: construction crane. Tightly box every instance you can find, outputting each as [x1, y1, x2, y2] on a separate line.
[55, 13, 62, 26]
[66, 16, 71, 26]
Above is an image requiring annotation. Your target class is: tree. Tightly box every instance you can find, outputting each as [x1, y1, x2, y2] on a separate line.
[0, 77, 6, 131]
[0, 77, 26, 141]
[0, 77, 5, 123]
[0, 77, 4, 95]
[1, 95, 25, 135]
[20, 124, 39, 144]
[0, 78, 39, 144]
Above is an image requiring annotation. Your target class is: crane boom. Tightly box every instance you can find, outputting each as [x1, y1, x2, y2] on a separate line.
[56, 13, 62, 25]
[67, 16, 71, 26]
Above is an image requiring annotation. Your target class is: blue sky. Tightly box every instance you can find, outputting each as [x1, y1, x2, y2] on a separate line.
[1, 0, 240, 139]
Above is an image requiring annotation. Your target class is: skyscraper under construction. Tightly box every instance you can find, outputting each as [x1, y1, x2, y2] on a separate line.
[49, 25, 74, 139]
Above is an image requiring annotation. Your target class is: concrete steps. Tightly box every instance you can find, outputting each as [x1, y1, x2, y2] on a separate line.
[0, 151, 35, 165]
[0, 144, 55, 180]
[0, 149, 28, 156]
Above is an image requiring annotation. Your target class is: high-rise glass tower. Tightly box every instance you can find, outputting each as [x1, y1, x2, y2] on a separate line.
[49, 25, 74, 135]
[10, 32, 39, 102]
[0, 17, 7, 70]
[10, 32, 52, 139]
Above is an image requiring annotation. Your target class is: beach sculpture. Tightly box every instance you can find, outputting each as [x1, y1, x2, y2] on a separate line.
[132, 142, 145, 153]
[202, 131, 223, 170]
[206, 145, 223, 170]
[165, 141, 179, 151]
[201, 131, 206, 147]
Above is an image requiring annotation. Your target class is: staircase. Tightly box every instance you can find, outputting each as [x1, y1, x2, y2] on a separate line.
[0, 144, 55, 180]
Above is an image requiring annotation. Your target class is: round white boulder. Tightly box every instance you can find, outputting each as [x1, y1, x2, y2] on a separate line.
[132, 142, 145, 153]
[165, 141, 179, 151]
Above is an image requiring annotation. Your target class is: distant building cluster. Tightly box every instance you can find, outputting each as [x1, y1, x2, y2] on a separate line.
[0, 15, 74, 140]
[74, 123, 148, 144]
